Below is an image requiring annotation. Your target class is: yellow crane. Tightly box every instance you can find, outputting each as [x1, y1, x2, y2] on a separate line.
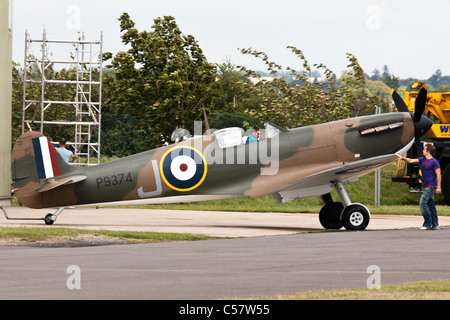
[394, 82, 450, 202]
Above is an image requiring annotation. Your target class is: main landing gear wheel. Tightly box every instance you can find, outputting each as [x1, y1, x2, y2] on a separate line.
[319, 201, 344, 229]
[330, 181, 371, 231]
[341, 204, 370, 231]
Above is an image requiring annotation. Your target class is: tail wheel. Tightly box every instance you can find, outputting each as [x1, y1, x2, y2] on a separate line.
[342, 204, 370, 231]
[44, 213, 55, 225]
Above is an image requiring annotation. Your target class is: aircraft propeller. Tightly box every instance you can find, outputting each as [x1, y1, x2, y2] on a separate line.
[391, 88, 433, 143]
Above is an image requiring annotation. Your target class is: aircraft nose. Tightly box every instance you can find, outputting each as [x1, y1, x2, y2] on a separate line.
[391, 87, 432, 141]
[415, 115, 433, 138]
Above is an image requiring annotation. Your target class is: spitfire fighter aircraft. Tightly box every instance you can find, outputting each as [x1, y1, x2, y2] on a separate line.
[3, 94, 432, 230]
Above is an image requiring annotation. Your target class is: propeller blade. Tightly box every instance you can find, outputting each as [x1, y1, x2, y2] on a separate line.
[413, 88, 427, 122]
[390, 87, 431, 142]
[390, 89, 409, 113]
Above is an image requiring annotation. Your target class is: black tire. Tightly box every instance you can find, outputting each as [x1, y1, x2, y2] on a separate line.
[319, 201, 344, 229]
[342, 204, 370, 231]
[44, 213, 54, 225]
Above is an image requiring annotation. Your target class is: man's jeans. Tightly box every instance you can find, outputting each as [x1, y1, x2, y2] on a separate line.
[420, 187, 439, 229]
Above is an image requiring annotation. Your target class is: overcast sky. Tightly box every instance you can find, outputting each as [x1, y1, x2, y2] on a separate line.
[11, 0, 450, 79]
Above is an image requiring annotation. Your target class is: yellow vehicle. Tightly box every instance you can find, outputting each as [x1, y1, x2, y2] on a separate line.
[404, 82, 450, 140]
[393, 82, 450, 202]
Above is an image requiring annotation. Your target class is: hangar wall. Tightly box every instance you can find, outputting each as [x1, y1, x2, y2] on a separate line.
[0, 0, 12, 206]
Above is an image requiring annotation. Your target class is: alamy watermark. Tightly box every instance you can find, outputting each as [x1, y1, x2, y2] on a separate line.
[366, 265, 381, 289]
[66, 5, 81, 30]
[66, 265, 81, 290]
[366, 5, 381, 30]
[171, 121, 280, 175]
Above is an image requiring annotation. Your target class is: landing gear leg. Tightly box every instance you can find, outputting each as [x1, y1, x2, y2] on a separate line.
[319, 193, 344, 229]
[1, 206, 65, 226]
[333, 181, 370, 231]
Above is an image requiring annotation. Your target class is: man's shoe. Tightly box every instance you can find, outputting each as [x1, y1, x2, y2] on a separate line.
[420, 227, 429, 230]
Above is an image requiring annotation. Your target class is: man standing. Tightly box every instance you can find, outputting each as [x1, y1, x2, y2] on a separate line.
[396, 143, 441, 230]
[57, 138, 78, 163]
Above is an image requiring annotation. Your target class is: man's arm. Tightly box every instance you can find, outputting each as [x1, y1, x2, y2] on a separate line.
[395, 153, 419, 164]
[436, 168, 442, 194]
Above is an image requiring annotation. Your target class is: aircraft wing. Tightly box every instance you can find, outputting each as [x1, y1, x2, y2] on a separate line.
[272, 153, 400, 204]
[32, 175, 87, 193]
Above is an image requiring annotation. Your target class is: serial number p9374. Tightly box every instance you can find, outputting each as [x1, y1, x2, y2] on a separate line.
[96, 172, 133, 188]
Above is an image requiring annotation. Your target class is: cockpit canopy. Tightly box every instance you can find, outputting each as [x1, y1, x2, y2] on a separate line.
[213, 123, 281, 149]
[213, 127, 244, 149]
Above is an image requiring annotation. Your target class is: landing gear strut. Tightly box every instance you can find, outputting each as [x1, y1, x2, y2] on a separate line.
[319, 181, 370, 231]
[1, 206, 65, 225]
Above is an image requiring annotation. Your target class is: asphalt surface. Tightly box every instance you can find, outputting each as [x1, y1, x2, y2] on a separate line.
[3, 206, 450, 237]
[1, 206, 450, 300]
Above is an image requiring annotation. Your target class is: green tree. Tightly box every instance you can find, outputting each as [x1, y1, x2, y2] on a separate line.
[380, 65, 400, 91]
[428, 69, 442, 88]
[103, 13, 216, 146]
[365, 79, 391, 112]
[11, 63, 24, 144]
[369, 68, 381, 81]
[209, 59, 262, 113]
[238, 47, 373, 128]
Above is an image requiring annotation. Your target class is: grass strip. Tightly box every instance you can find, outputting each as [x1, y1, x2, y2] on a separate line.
[262, 279, 450, 300]
[0, 227, 221, 243]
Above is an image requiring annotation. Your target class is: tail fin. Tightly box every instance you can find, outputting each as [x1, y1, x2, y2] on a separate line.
[11, 131, 77, 208]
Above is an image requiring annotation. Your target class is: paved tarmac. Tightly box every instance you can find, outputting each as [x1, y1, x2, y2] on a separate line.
[1, 226, 450, 300]
[2, 205, 450, 237]
[1, 206, 450, 300]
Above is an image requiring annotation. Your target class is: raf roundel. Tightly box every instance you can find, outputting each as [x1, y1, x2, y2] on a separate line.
[159, 146, 207, 192]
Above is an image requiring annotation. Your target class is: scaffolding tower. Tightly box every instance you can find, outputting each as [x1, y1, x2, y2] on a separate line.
[22, 30, 103, 166]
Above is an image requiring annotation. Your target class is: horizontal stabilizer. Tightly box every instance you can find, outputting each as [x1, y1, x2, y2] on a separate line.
[33, 175, 87, 193]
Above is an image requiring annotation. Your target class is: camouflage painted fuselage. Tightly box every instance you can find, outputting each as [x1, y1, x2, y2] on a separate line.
[12, 112, 414, 209]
